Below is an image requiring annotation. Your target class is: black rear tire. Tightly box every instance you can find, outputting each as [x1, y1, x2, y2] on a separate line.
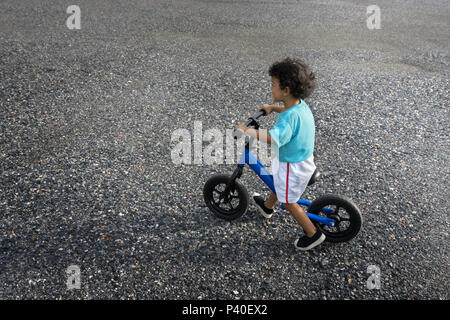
[203, 174, 249, 221]
[308, 194, 362, 243]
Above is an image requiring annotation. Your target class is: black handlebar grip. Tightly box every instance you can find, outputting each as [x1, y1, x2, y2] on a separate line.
[234, 109, 267, 139]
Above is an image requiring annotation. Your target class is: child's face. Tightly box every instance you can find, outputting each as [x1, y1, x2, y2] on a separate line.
[271, 77, 288, 103]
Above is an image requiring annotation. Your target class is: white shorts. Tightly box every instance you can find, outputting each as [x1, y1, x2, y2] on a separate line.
[271, 155, 316, 204]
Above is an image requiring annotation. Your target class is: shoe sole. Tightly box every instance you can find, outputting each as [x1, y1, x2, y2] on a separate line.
[252, 194, 273, 219]
[294, 233, 326, 251]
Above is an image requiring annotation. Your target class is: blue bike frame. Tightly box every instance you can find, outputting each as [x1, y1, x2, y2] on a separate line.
[238, 148, 336, 227]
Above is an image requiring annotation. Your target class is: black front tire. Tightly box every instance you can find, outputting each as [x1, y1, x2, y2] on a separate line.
[308, 194, 362, 243]
[203, 174, 249, 221]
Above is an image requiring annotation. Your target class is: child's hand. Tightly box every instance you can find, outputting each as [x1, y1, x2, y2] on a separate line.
[259, 104, 273, 115]
[233, 124, 248, 139]
[235, 124, 248, 132]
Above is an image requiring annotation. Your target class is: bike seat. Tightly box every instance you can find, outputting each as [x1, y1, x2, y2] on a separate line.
[307, 169, 320, 186]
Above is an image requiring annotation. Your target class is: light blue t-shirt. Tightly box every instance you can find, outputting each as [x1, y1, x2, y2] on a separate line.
[268, 100, 315, 163]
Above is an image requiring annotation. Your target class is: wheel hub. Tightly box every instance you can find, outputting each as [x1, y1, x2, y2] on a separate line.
[329, 214, 340, 223]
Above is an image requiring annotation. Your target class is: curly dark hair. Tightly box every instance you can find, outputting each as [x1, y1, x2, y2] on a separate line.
[269, 57, 316, 99]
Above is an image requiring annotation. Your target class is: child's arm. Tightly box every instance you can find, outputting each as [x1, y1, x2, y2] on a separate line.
[235, 125, 273, 144]
[260, 104, 286, 114]
[234, 104, 285, 144]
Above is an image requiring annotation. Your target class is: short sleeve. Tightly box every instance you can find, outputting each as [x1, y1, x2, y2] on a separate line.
[269, 118, 293, 148]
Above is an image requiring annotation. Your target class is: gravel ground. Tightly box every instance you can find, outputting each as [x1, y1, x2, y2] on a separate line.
[0, 0, 448, 300]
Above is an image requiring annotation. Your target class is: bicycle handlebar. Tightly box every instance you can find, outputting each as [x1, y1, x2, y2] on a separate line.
[234, 109, 267, 139]
[244, 109, 266, 126]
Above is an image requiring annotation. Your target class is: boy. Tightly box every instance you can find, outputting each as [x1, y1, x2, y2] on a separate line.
[235, 57, 325, 251]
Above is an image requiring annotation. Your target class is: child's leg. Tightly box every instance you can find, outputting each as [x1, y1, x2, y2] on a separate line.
[264, 192, 278, 209]
[283, 202, 317, 237]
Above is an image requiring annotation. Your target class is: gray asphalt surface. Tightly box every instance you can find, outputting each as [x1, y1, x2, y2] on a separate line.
[0, 0, 449, 300]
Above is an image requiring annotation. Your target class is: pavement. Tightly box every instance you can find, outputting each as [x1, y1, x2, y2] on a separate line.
[0, 0, 449, 299]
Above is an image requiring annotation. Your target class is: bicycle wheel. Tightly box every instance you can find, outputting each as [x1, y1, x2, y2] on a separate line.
[203, 174, 249, 221]
[308, 194, 362, 243]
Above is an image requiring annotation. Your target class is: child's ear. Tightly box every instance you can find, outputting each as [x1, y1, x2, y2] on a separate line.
[283, 86, 291, 96]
